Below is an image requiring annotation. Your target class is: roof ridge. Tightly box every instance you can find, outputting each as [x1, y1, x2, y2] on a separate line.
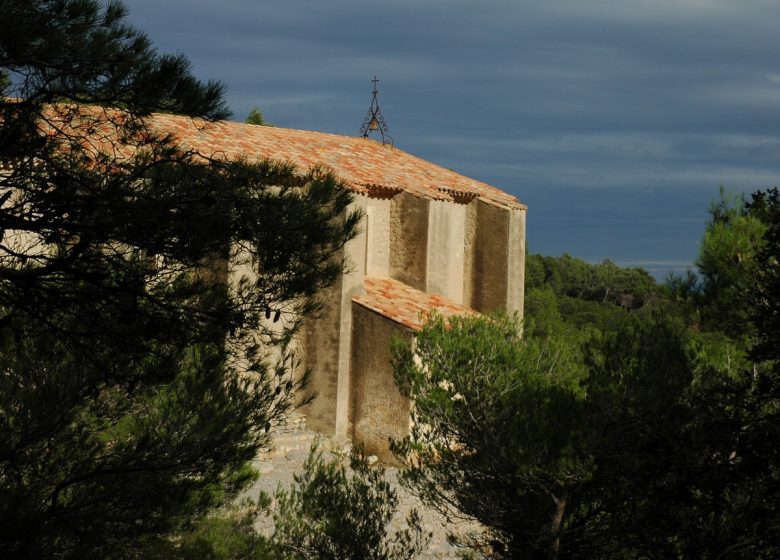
[156, 113, 388, 144]
[34, 105, 526, 210]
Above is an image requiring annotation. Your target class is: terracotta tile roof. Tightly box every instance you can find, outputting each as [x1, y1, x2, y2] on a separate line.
[33, 104, 524, 209]
[149, 114, 525, 210]
[353, 277, 478, 331]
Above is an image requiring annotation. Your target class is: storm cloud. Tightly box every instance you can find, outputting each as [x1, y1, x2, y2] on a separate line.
[125, 0, 780, 278]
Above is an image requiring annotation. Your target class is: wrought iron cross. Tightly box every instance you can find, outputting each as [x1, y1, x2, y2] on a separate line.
[360, 76, 392, 146]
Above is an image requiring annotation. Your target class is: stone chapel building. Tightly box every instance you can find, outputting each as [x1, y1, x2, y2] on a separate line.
[153, 114, 528, 458]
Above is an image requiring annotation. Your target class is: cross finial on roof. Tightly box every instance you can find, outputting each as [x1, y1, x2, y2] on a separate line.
[360, 76, 392, 146]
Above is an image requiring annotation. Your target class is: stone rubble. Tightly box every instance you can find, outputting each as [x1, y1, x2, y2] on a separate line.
[244, 414, 484, 559]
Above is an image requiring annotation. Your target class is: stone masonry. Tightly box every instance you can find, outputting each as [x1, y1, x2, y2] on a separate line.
[150, 114, 528, 458]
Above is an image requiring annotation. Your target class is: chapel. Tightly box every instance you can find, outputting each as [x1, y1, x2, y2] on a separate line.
[151, 113, 527, 458]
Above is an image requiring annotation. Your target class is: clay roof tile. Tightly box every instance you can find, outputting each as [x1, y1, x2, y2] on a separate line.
[149, 115, 525, 210]
[353, 277, 478, 331]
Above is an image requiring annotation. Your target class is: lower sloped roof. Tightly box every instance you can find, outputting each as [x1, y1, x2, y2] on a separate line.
[353, 277, 477, 331]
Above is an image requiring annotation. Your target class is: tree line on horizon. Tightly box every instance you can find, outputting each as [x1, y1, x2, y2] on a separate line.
[1, 1, 778, 559]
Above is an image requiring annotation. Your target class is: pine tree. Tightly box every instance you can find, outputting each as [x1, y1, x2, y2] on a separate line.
[0, 1, 359, 557]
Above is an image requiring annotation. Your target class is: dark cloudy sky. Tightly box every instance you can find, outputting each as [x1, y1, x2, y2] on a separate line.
[125, 0, 780, 279]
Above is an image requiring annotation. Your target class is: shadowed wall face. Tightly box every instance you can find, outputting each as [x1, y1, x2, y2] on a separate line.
[470, 200, 510, 313]
[463, 200, 526, 315]
[301, 198, 369, 437]
[349, 302, 413, 461]
[301, 263, 345, 433]
[390, 192, 429, 291]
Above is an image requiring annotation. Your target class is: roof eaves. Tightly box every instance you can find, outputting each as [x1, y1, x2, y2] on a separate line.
[353, 277, 478, 332]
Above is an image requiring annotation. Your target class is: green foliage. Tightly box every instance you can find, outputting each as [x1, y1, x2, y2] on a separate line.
[747, 187, 780, 362]
[526, 286, 629, 334]
[525, 253, 658, 310]
[245, 105, 273, 126]
[393, 313, 589, 558]
[696, 187, 767, 339]
[574, 312, 705, 557]
[396, 247, 780, 558]
[568, 187, 780, 558]
[1, 0, 228, 118]
[272, 445, 428, 560]
[175, 445, 428, 560]
[177, 507, 279, 560]
[0, 1, 359, 557]
[523, 285, 566, 337]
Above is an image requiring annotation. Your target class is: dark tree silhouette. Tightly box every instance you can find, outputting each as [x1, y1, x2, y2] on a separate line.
[0, 1, 359, 557]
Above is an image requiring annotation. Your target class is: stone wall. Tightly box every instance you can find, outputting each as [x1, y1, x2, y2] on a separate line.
[364, 197, 392, 277]
[300, 271, 345, 434]
[299, 192, 526, 451]
[349, 302, 414, 461]
[426, 199, 466, 302]
[301, 199, 368, 437]
[390, 192, 428, 291]
[467, 199, 525, 316]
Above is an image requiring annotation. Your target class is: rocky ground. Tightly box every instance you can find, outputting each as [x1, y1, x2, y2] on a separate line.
[243, 414, 482, 559]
